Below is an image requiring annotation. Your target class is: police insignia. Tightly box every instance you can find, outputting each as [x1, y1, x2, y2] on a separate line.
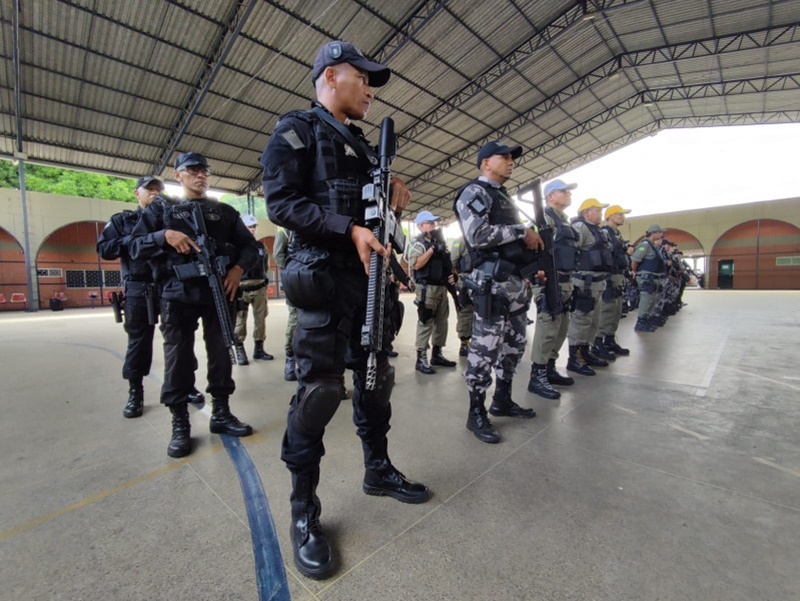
[330, 42, 342, 59]
[344, 144, 358, 158]
[467, 197, 488, 216]
[280, 129, 305, 151]
[205, 213, 221, 221]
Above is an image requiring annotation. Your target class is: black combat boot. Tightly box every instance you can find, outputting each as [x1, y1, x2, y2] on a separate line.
[466, 390, 500, 443]
[363, 458, 430, 504]
[584, 344, 609, 367]
[527, 364, 561, 399]
[235, 343, 249, 365]
[567, 345, 596, 376]
[123, 378, 144, 418]
[603, 335, 630, 356]
[592, 337, 616, 362]
[635, 317, 656, 332]
[430, 345, 456, 367]
[415, 350, 436, 375]
[290, 471, 334, 580]
[546, 359, 574, 386]
[459, 338, 470, 357]
[167, 403, 191, 458]
[209, 398, 253, 437]
[188, 387, 205, 408]
[491, 378, 537, 416]
[284, 353, 297, 381]
[253, 340, 274, 361]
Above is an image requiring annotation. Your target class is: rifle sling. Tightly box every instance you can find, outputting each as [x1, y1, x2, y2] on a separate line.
[311, 107, 372, 170]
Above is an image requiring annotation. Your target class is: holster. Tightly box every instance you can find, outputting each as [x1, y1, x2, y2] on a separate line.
[415, 285, 434, 323]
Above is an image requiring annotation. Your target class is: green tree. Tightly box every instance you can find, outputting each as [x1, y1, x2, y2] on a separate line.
[0, 159, 137, 202]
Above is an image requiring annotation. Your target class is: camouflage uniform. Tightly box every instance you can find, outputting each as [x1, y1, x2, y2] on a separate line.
[567, 220, 608, 346]
[632, 237, 666, 331]
[455, 179, 532, 395]
[273, 227, 298, 380]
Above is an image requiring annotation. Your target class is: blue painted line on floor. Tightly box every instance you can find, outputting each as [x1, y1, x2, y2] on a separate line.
[222, 435, 291, 601]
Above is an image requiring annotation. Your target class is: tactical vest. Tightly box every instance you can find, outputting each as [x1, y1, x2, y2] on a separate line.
[115, 209, 153, 282]
[154, 197, 239, 284]
[453, 179, 534, 270]
[241, 242, 267, 281]
[284, 108, 376, 252]
[601, 225, 630, 273]
[575, 217, 614, 272]
[411, 233, 448, 285]
[545, 206, 578, 272]
[638, 239, 667, 274]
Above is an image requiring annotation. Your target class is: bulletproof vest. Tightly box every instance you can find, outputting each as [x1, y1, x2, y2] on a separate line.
[411, 233, 448, 285]
[453, 179, 534, 269]
[638, 239, 667, 274]
[601, 225, 630, 273]
[546, 206, 578, 272]
[575, 217, 614, 272]
[115, 209, 153, 282]
[241, 242, 267, 281]
[155, 197, 239, 284]
[286, 108, 376, 251]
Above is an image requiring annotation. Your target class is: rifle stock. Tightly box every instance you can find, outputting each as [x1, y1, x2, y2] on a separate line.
[361, 117, 403, 390]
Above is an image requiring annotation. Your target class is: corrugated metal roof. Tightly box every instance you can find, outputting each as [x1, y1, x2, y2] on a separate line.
[0, 0, 798, 212]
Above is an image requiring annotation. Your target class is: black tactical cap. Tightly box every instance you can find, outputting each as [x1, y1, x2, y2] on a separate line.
[135, 175, 163, 190]
[311, 41, 391, 87]
[476, 140, 523, 167]
[175, 152, 209, 171]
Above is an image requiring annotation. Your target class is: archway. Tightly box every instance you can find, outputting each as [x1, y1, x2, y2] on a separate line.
[0, 226, 27, 311]
[709, 219, 800, 289]
[36, 221, 119, 308]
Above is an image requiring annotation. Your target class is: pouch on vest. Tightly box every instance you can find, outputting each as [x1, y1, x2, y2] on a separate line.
[282, 247, 335, 309]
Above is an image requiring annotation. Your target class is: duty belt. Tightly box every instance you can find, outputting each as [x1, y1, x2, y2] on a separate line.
[572, 273, 606, 283]
[124, 280, 155, 297]
[240, 281, 267, 292]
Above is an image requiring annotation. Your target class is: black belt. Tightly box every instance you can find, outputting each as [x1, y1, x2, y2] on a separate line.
[240, 281, 268, 292]
[558, 273, 573, 283]
[572, 273, 606, 282]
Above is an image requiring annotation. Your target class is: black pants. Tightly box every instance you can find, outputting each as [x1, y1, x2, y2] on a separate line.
[281, 264, 395, 474]
[159, 299, 234, 406]
[122, 294, 154, 381]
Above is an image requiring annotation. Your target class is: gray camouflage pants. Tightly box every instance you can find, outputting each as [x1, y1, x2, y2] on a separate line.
[464, 274, 532, 393]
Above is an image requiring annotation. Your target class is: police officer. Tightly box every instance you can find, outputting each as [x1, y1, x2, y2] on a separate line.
[454, 140, 543, 444]
[273, 226, 298, 381]
[406, 210, 457, 374]
[234, 214, 274, 365]
[631, 225, 667, 332]
[97, 176, 204, 418]
[566, 198, 613, 374]
[595, 205, 632, 357]
[527, 179, 579, 399]
[129, 152, 257, 458]
[450, 235, 475, 357]
[260, 40, 429, 580]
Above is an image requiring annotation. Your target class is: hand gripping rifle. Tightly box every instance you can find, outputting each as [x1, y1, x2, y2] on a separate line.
[172, 201, 238, 365]
[516, 178, 560, 316]
[361, 117, 405, 390]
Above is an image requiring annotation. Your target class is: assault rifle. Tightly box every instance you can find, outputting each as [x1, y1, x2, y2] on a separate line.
[516, 178, 560, 316]
[172, 201, 238, 365]
[429, 227, 462, 312]
[361, 117, 405, 390]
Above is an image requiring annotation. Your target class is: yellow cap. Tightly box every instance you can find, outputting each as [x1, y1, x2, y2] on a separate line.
[578, 198, 609, 213]
[605, 205, 631, 219]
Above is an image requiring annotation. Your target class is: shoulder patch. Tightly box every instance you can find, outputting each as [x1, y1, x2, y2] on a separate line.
[636, 244, 647, 252]
[280, 128, 305, 151]
[467, 196, 488, 216]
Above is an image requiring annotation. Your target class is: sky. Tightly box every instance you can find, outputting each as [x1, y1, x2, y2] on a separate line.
[554, 123, 800, 217]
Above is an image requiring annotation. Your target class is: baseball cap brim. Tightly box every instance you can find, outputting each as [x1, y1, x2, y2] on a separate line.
[135, 176, 162, 189]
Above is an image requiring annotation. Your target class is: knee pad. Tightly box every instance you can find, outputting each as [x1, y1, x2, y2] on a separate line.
[295, 380, 343, 434]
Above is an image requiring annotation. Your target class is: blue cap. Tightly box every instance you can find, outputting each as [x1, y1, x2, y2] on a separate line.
[415, 210, 441, 225]
[242, 214, 258, 227]
[477, 140, 522, 168]
[544, 179, 577, 196]
[175, 152, 209, 170]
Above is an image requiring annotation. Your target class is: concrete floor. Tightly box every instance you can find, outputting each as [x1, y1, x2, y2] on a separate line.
[1, 289, 799, 601]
